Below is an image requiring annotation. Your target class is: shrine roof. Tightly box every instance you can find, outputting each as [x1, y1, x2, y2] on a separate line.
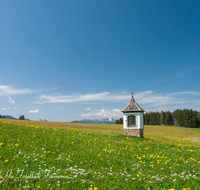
[121, 94, 145, 113]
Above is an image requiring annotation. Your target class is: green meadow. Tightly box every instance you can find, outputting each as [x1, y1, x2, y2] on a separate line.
[0, 120, 200, 190]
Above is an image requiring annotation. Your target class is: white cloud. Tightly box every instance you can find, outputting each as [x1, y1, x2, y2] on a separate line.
[81, 109, 108, 117]
[132, 91, 172, 107]
[2, 107, 10, 110]
[81, 109, 123, 118]
[36, 90, 172, 106]
[113, 109, 121, 112]
[86, 108, 92, 110]
[8, 96, 15, 104]
[36, 90, 200, 112]
[0, 85, 35, 96]
[81, 113, 93, 117]
[134, 91, 200, 112]
[28, 109, 39, 113]
[96, 109, 108, 117]
[13, 107, 17, 109]
[36, 92, 130, 104]
[170, 91, 200, 96]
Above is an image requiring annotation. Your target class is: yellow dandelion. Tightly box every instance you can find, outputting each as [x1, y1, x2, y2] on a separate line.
[5, 160, 8, 162]
[173, 179, 177, 182]
[94, 187, 98, 190]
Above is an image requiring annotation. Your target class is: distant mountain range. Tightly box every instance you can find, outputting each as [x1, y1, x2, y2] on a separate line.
[70, 117, 116, 124]
[0, 115, 116, 124]
[39, 119, 48, 121]
[2, 115, 17, 119]
[0, 115, 30, 120]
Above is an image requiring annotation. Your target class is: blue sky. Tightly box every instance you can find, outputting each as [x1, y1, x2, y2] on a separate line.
[0, 0, 200, 121]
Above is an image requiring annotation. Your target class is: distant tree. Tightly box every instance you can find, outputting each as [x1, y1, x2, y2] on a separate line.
[165, 111, 172, 125]
[0, 114, 2, 118]
[123, 109, 199, 128]
[149, 112, 156, 125]
[197, 112, 200, 126]
[119, 117, 123, 124]
[19, 115, 25, 120]
[115, 118, 123, 124]
[155, 112, 160, 125]
[2, 116, 5, 118]
[160, 111, 165, 124]
[197, 112, 200, 120]
[172, 109, 199, 128]
[144, 112, 149, 125]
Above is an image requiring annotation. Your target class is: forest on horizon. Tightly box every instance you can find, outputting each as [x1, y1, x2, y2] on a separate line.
[116, 109, 200, 128]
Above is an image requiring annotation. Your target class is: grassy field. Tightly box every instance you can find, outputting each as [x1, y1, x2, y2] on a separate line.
[0, 119, 200, 189]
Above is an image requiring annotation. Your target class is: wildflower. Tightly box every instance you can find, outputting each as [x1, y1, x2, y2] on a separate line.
[94, 188, 98, 190]
[5, 160, 8, 162]
[98, 154, 100, 156]
[173, 179, 177, 182]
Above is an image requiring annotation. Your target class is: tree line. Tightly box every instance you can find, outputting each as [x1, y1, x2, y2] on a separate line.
[115, 117, 123, 124]
[19, 115, 25, 120]
[116, 109, 200, 128]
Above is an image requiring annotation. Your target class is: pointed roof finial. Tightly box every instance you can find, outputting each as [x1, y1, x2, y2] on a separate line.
[121, 92, 145, 113]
